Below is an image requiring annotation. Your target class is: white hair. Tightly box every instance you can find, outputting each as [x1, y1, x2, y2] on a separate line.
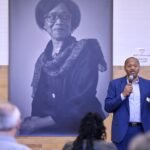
[0, 102, 21, 130]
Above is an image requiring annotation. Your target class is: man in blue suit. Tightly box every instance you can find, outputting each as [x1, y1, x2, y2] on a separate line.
[105, 57, 150, 150]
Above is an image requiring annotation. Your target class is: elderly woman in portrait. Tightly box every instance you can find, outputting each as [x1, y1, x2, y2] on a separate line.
[20, 0, 107, 134]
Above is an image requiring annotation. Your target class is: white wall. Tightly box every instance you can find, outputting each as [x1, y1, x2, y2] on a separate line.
[113, 0, 150, 66]
[0, 0, 8, 65]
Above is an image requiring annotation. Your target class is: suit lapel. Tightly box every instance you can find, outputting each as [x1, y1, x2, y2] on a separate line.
[120, 77, 127, 93]
[120, 77, 130, 111]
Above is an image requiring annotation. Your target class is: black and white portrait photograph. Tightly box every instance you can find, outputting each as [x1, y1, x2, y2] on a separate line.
[9, 0, 112, 135]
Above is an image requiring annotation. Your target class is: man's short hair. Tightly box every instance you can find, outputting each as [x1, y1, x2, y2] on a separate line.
[0, 102, 21, 130]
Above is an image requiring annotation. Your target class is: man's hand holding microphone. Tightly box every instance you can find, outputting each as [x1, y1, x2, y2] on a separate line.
[122, 74, 134, 97]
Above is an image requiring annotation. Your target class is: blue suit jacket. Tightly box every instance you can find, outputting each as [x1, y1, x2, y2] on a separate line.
[105, 76, 150, 143]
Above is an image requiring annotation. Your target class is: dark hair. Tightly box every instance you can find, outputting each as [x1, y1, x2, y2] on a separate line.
[124, 57, 140, 66]
[72, 112, 106, 150]
[35, 0, 81, 31]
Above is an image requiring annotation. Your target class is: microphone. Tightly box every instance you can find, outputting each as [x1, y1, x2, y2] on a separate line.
[128, 74, 134, 83]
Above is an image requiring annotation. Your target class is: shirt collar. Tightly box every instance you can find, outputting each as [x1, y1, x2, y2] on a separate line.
[127, 76, 139, 84]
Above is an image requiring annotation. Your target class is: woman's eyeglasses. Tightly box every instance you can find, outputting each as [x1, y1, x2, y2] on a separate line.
[45, 12, 71, 23]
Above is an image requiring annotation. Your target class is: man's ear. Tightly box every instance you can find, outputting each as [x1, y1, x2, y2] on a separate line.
[16, 119, 21, 130]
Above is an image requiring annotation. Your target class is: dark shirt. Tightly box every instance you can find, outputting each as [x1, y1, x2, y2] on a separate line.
[31, 36, 107, 134]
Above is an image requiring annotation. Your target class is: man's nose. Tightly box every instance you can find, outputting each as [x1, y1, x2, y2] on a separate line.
[130, 66, 135, 70]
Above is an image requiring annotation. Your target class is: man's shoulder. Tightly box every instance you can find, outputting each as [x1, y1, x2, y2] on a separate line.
[0, 141, 31, 150]
[139, 76, 150, 84]
[13, 143, 31, 150]
[139, 76, 150, 81]
[111, 76, 126, 83]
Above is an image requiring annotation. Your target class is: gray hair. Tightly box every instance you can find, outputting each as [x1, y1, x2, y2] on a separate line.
[0, 102, 21, 130]
[128, 133, 150, 150]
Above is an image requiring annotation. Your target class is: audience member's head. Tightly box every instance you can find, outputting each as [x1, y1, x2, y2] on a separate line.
[128, 132, 150, 150]
[63, 141, 117, 150]
[72, 112, 106, 150]
[0, 102, 21, 136]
